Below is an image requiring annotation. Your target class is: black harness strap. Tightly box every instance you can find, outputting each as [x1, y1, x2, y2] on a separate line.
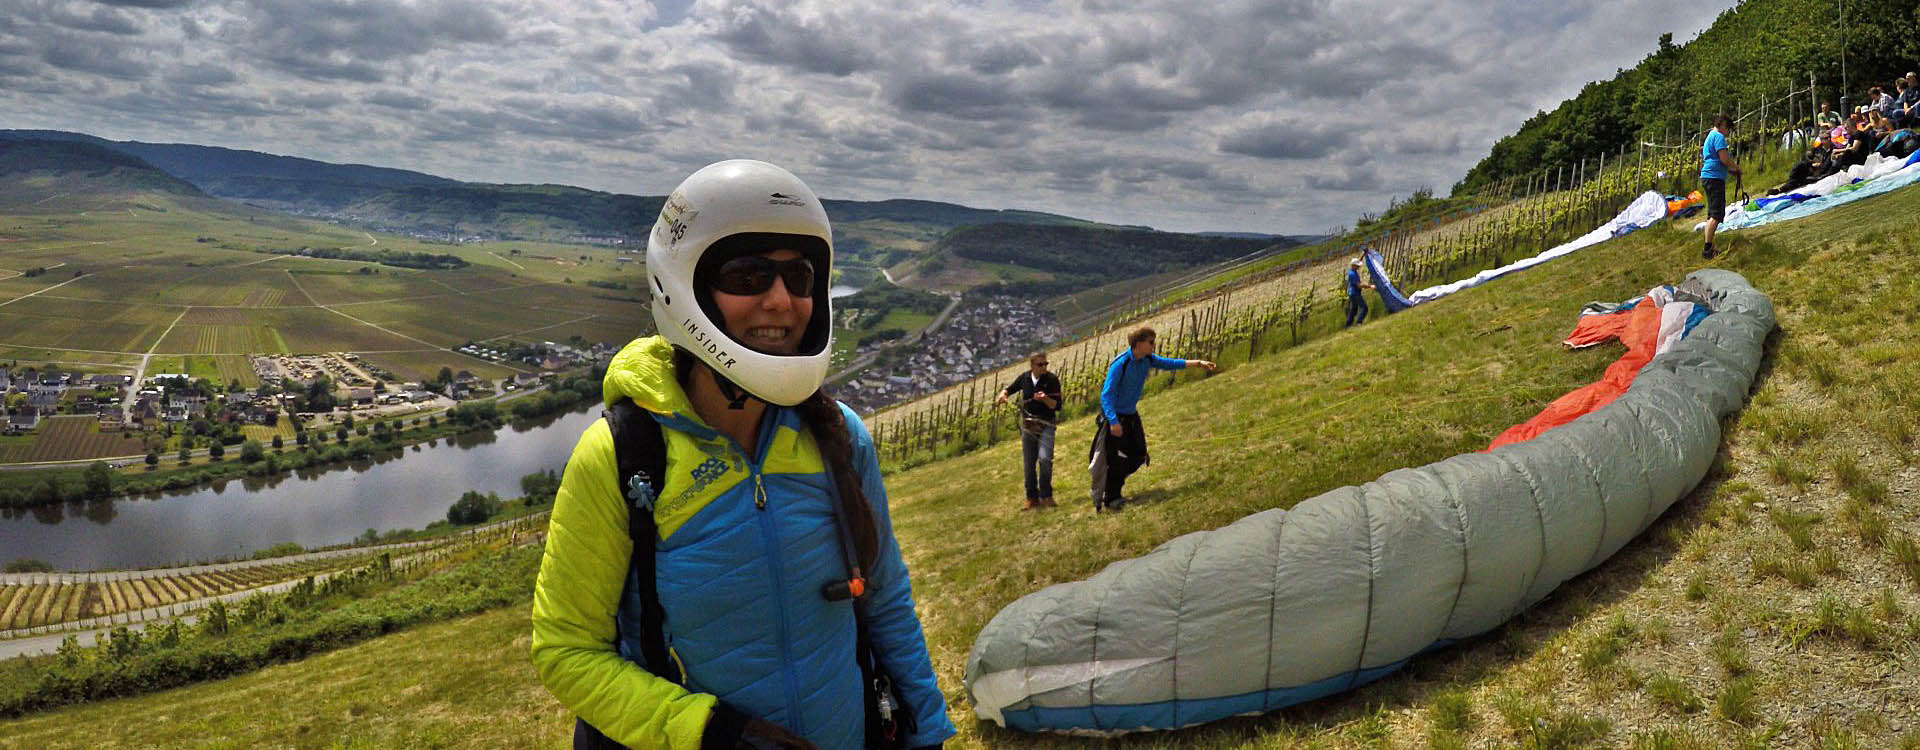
[604, 398, 677, 683]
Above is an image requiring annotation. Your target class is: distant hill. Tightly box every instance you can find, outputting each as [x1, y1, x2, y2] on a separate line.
[821, 198, 1092, 230]
[0, 139, 203, 198]
[0, 128, 1315, 297]
[0, 129, 450, 210]
[919, 222, 1297, 296]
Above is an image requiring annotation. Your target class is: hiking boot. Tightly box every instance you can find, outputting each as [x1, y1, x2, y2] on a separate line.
[1021, 499, 1039, 511]
[1106, 497, 1126, 512]
[1039, 497, 1057, 508]
[1701, 243, 1715, 260]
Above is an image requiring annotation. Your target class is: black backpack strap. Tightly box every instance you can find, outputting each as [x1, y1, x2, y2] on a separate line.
[602, 397, 678, 683]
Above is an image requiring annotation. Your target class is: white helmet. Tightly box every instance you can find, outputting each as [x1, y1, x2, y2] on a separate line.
[647, 160, 834, 406]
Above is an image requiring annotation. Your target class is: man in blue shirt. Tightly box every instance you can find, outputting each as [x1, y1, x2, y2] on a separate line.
[1699, 114, 1740, 260]
[1089, 326, 1216, 512]
[1344, 256, 1375, 327]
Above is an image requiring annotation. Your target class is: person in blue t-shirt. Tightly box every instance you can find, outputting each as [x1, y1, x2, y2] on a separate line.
[1699, 114, 1741, 260]
[1089, 326, 1215, 512]
[1344, 256, 1375, 327]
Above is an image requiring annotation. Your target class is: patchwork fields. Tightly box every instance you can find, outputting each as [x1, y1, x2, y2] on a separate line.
[0, 194, 650, 383]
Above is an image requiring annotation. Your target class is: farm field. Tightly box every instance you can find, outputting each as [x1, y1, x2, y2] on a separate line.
[0, 555, 371, 632]
[0, 346, 141, 371]
[143, 354, 260, 387]
[286, 266, 450, 306]
[0, 416, 145, 463]
[356, 350, 518, 383]
[342, 292, 586, 348]
[239, 422, 296, 443]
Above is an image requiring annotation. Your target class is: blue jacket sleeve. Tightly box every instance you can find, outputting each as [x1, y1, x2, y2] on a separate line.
[1099, 355, 1125, 423]
[1148, 354, 1188, 371]
[841, 404, 957, 748]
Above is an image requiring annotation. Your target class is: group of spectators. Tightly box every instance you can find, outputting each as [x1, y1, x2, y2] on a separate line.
[1770, 71, 1920, 196]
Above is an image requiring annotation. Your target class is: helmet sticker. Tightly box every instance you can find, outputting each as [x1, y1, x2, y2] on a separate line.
[654, 192, 698, 248]
[767, 192, 805, 207]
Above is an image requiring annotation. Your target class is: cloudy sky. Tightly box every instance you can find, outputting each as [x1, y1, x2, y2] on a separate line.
[1, 0, 1737, 234]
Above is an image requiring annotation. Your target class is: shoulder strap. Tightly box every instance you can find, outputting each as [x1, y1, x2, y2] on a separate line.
[602, 397, 679, 683]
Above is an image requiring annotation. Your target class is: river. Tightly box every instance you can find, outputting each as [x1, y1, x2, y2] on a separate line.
[0, 408, 602, 571]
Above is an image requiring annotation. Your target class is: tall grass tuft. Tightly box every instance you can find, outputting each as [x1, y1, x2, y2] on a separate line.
[1716, 675, 1760, 725]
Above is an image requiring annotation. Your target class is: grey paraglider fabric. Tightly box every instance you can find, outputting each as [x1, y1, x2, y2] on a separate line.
[965, 269, 1773, 735]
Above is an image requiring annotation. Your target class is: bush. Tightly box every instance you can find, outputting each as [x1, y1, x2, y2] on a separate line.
[446, 490, 503, 525]
[3, 558, 53, 573]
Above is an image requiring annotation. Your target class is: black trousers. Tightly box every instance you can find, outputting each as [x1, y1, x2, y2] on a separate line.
[1095, 413, 1147, 504]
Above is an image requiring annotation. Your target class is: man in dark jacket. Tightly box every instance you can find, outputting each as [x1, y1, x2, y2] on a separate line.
[996, 352, 1062, 510]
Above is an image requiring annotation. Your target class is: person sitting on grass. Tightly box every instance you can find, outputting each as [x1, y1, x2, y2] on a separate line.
[1816, 100, 1844, 132]
[1767, 148, 1825, 196]
[1834, 115, 1875, 171]
[1901, 73, 1920, 128]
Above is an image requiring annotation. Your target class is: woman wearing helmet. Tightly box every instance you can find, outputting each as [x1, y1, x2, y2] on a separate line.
[532, 160, 954, 749]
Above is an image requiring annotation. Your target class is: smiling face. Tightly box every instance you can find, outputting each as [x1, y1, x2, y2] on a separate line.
[709, 248, 815, 355]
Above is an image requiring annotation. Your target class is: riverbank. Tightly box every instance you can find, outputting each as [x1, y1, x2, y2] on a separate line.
[0, 371, 600, 512]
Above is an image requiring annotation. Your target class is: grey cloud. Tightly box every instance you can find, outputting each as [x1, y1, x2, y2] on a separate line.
[1305, 166, 1381, 192]
[163, 63, 237, 87]
[1391, 131, 1461, 156]
[274, 90, 349, 110]
[706, 1, 879, 77]
[367, 91, 433, 110]
[965, 41, 1041, 76]
[95, 0, 197, 8]
[1219, 118, 1350, 160]
[887, 71, 1028, 122]
[834, 127, 901, 154]
[47, 5, 145, 35]
[42, 42, 148, 80]
[657, 62, 739, 113]
[231, 0, 508, 81]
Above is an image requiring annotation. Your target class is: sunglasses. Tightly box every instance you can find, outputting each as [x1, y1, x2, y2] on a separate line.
[712, 256, 815, 297]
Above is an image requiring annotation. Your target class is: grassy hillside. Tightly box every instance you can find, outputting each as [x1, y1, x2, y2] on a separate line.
[7, 164, 1918, 747]
[0, 141, 203, 204]
[899, 222, 1291, 296]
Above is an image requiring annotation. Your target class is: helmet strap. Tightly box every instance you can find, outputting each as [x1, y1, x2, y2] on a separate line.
[713, 370, 755, 410]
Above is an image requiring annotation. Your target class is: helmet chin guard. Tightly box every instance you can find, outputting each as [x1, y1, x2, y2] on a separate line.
[647, 160, 833, 407]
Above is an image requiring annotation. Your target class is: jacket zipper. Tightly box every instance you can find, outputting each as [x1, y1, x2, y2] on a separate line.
[746, 412, 804, 735]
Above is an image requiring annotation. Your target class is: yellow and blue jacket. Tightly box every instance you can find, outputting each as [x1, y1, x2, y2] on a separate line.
[531, 336, 955, 748]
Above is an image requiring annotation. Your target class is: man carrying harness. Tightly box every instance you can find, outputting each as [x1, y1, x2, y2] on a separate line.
[995, 352, 1062, 511]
